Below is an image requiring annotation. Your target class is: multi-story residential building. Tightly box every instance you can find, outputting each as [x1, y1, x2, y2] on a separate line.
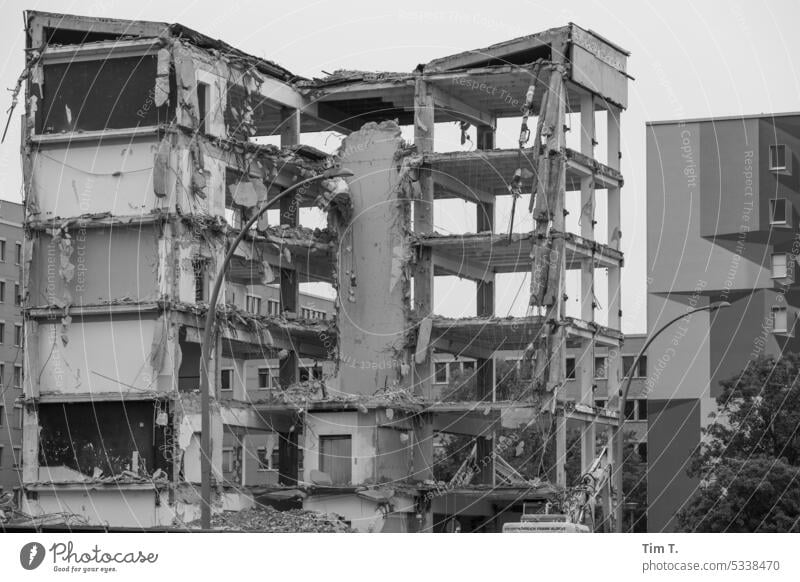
[646, 112, 800, 531]
[0, 200, 23, 498]
[19, 11, 629, 531]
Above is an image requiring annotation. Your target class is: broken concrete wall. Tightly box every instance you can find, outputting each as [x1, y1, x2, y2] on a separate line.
[34, 316, 171, 395]
[29, 137, 167, 219]
[27, 226, 160, 307]
[22, 488, 175, 528]
[334, 121, 411, 395]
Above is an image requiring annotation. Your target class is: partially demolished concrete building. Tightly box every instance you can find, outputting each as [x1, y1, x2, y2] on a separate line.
[19, 11, 629, 531]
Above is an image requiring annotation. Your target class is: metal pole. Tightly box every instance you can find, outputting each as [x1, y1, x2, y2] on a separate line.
[613, 301, 729, 532]
[199, 169, 350, 528]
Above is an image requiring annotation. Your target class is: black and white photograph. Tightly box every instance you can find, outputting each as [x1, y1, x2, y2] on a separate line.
[0, 1, 799, 580]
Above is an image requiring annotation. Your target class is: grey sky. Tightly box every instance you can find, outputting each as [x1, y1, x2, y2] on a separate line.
[2, 0, 798, 332]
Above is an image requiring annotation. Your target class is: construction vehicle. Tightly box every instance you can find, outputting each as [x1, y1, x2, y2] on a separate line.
[502, 447, 613, 533]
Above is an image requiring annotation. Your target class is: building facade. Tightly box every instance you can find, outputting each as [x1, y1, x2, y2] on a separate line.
[0, 200, 24, 496]
[646, 112, 800, 531]
[19, 11, 629, 531]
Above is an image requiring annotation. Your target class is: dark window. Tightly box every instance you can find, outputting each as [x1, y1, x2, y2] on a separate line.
[197, 82, 209, 133]
[15, 242, 21, 265]
[566, 357, 576, 380]
[637, 356, 647, 377]
[14, 283, 20, 306]
[256, 447, 269, 470]
[462, 360, 476, 373]
[624, 400, 636, 420]
[258, 368, 270, 389]
[0, 322, 5, 343]
[220, 369, 232, 391]
[14, 324, 22, 347]
[192, 258, 205, 303]
[770, 198, 788, 224]
[13, 366, 21, 388]
[0, 405, 4, 427]
[434, 362, 448, 384]
[0, 240, 5, 262]
[637, 442, 647, 463]
[637, 399, 647, 419]
[271, 448, 280, 471]
[595, 399, 606, 409]
[319, 435, 352, 485]
[594, 356, 607, 379]
[37, 56, 174, 134]
[0, 281, 5, 302]
[623, 355, 647, 378]
[770, 144, 787, 170]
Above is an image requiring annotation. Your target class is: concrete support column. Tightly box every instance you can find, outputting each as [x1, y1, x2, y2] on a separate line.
[413, 78, 435, 398]
[475, 123, 495, 486]
[555, 413, 567, 487]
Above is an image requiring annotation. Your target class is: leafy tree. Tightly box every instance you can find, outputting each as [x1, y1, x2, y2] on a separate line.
[676, 354, 800, 532]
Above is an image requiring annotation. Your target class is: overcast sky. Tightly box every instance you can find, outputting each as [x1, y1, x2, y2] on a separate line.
[1, 0, 798, 332]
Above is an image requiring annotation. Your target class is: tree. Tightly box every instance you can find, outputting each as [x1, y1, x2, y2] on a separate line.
[677, 354, 800, 532]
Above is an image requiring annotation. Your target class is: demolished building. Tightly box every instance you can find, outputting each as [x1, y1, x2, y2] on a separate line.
[18, 11, 629, 531]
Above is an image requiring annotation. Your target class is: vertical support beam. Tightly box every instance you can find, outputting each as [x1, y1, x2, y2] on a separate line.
[278, 107, 302, 390]
[555, 413, 567, 487]
[579, 94, 597, 479]
[413, 78, 435, 398]
[475, 123, 495, 486]
[279, 107, 302, 227]
[580, 93, 596, 324]
[607, 104, 622, 332]
[607, 104, 624, 532]
[606, 105, 623, 401]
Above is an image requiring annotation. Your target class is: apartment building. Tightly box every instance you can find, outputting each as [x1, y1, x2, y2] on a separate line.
[646, 112, 800, 531]
[20, 11, 629, 531]
[0, 200, 23, 496]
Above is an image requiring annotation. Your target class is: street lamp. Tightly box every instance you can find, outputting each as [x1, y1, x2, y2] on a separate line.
[199, 167, 353, 529]
[612, 300, 730, 532]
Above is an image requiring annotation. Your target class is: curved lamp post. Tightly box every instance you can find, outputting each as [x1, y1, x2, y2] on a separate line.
[613, 300, 730, 532]
[200, 167, 353, 529]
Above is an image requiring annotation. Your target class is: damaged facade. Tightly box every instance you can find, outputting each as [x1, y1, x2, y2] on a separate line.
[19, 11, 628, 531]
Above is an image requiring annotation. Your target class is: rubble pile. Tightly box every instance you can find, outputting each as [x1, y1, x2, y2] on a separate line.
[188, 506, 354, 532]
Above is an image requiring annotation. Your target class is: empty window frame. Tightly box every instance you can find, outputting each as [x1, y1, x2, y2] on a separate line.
[769, 144, 788, 171]
[245, 294, 262, 315]
[594, 356, 608, 379]
[566, 357, 576, 380]
[196, 81, 210, 134]
[622, 355, 647, 378]
[770, 198, 789, 226]
[220, 368, 233, 391]
[192, 258, 206, 303]
[14, 324, 22, 347]
[37, 55, 174, 134]
[222, 447, 235, 474]
[434, 362, 448, 384]
[266, 299, 281, 316]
